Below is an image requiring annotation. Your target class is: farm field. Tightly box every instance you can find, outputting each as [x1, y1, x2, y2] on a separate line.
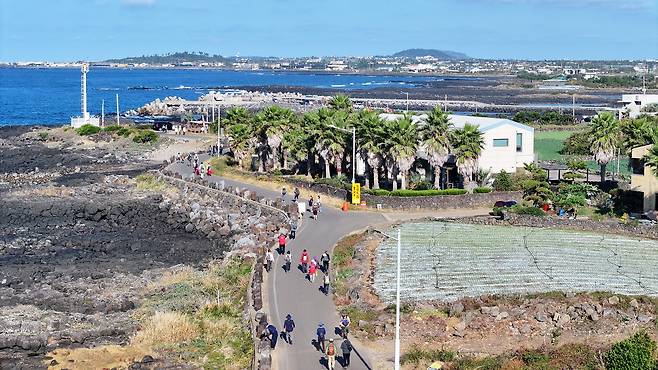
[534, 130, 630, 175]
[374, 221, 658, 302]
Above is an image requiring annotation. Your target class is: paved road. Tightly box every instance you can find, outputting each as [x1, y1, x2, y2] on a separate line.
[166, 156, 386, 370]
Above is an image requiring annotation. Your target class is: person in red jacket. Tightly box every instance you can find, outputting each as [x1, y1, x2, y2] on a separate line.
[300, 249, 309, 274]
[278, 233, 287, 254]
[309, 258, 318, 283]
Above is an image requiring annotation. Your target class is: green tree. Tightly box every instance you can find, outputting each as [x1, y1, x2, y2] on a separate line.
[589, 111, 621, 183]
[418, 106, 453, 189]
[621, 117, 658, 154]
[328, 94, 353, 111]
[643, 144, 658, 177]
[223, 107, 254, 168]
[493, 170, 513, 191]
[383, 115, 418, 190]
[253, 106, 296, 172]
[355, 109, 385, 189]
[308, 108, 348, 178]
[451, 123, 484, 190]
[560, 130, 591, 156]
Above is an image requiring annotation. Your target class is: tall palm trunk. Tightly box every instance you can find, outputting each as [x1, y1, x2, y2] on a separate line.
[401, 171, 408, 190]
[372, 167, 380, 189]
[434, 165, 442, 189]
[283, 151, 288, 170]
[600, 163, 606, 184]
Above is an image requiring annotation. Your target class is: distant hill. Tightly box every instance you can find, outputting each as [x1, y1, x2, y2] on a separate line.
[391, 48, 469, 60]
[102, 52, 226, 64]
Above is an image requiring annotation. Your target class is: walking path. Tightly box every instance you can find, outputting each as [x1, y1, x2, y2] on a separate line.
[165, 155, 491, 370]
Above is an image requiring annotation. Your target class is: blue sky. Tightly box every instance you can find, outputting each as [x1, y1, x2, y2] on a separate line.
[1, 0, 656, 61]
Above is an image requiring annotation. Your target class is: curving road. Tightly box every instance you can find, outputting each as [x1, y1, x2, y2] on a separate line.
[166, 156, 386, 370]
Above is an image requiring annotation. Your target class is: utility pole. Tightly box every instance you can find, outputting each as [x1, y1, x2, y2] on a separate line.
[217, 106, 221, 157]
[352, 126, 356, 184]
[115, 94, 120, 126]
[572, 95, 576, 119]
[394, 228, 401, 370]
[101, 99, 105, 126]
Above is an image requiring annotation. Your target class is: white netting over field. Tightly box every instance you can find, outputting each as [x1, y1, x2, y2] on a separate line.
[373, 222, 658, 303]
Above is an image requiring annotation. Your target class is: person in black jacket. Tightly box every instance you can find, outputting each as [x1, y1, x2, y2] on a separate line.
[341, 338, 353, 367]
[282, 314, 295, 344]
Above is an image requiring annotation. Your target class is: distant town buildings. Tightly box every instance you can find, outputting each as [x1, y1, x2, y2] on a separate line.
[619, 94, 658, 118]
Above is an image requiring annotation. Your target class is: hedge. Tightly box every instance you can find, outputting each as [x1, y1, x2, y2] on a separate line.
[474, 187, 492, 193]
[103, 125, 122, 132]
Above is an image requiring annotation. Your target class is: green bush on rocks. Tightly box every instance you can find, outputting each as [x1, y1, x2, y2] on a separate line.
[76, 124, 101, 136]
[604, 331, 656, 370]
[132, 130, 158, 144]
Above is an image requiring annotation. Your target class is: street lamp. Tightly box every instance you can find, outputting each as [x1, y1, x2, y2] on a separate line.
[375, 229, 402, 370]
[327, 124, 356, 184]
[216, 105, 221, 157]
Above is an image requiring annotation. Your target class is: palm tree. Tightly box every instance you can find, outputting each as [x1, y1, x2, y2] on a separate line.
[589, 111, 621, 183]
[643, 144, 658, 176]
[418, 106, 453, 189]
[621, 117, 658, 154]
[451, 123, 484, 190]
[253, 106, 296, 172]
[309, 108, 347, 178]
[355, 109, 385, 189]
[328, 94, 353, 112]
[383, 115, 418, 190]
[224, 107, 254, 168]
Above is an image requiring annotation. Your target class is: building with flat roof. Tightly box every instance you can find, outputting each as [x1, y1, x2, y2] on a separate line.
[630, 144, 658, 213]
[619, 94, 658, 119]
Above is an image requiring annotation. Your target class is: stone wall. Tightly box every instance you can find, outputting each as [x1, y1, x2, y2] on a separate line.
[460, 212, 658, 240]
[362, 191, 523, 210]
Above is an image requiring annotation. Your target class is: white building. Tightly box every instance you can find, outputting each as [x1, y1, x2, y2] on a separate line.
[379, 113, 534, 174]
[619, 94, 658, 119]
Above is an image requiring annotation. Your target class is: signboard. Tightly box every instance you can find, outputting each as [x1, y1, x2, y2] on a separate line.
[351, 183, 361, 205]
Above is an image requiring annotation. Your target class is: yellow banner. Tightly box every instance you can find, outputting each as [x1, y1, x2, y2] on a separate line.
[351, 183, 361, 205]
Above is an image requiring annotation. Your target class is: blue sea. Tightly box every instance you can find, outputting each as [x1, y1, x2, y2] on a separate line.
[0, 68, 459, 126]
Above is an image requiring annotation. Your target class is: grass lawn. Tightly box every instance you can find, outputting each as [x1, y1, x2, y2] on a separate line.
[534, 130, 630, 176]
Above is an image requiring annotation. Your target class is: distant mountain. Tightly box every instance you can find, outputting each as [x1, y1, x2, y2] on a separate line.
[391, 48, 469, 60]
[102, 52, 226, 64]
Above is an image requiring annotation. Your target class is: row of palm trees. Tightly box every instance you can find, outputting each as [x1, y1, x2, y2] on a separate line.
[220, 95, 485, 190]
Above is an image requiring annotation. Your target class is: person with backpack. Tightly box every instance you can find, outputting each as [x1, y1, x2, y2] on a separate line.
[326, 338, 337, 370]
[282, 314, 295, 344]
[300, 249, 309, 274]
[316, 323, 326, 352]
[339, 314, 351, 338]
[312, 202, 319, 220]
[284, 251, 292, 273]
[278, 233, 287, 254]
[341, 338, 353, 367]
[320, 251, 330, 273]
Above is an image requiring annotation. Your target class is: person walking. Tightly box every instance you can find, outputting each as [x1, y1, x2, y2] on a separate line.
[312, 202, 319, 220]
[341, 338, 353, 367]
[284, 251, 292, 273]
[283, 314, 295, 344]
[281, 187, 287, 201]
[300, 249, 309, 274]
[290, 222, 297, 240]
[308, 195, 314, 208]
[278, 233, 287, 254]
[309, 259, 318, 283]
[323, 273, 330, 295]
[339, 314, 351, 338]
[316, 323, 326, 352]
[293, 187, 300, 202]
[326, 338, 337, 370]
[265, 249, 274, 273]
[317, 194, 322, 213]
[320, 251, 330, 273]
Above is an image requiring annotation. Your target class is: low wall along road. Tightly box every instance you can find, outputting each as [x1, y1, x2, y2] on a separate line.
[374, 221, 658, 302]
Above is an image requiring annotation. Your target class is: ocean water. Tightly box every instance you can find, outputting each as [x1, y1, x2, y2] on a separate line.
[0, 68, 457, 126]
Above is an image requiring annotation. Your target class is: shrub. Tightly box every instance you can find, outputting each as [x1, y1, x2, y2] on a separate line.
[563, 171, 584, 180]
[76, 124, 101, 136]
[412, 180, 434, 190]
[38, 132, 48, 140]
[370, 189, 391, 196]
[389, 189, 467, 197]
[116, 127, 132, 137]
[604, 331, 656, 370]
[103, 125, 122, 132]
[509, 205, 546, 216]
[132, 311, 198, 346]
[401, 344, 456, 364]
[560, 131, 591, 156]
[132, 130, 158, 143]
[493, 170, 514, 191]
[314, 177, 351, 190]
[474, 187, 492, 193]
